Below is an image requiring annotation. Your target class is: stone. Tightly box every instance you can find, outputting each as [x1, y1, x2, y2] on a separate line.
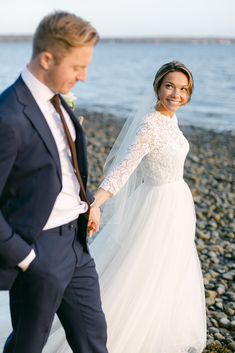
[205, 290, 217, 306]
[217, 285, 226, 295]
[208, 327, 219, 334]
[215, 302, 224, 310]
[222, 270, 235, 280]
[225, 307, 235, 317]
[214, 332, 225, 340]
[228, 342, 235, 351]
[219, 317, 231, 329]
[230, 320, 235, 331]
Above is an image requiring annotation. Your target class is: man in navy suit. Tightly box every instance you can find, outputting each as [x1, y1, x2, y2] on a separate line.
[0, 11, 108, 353]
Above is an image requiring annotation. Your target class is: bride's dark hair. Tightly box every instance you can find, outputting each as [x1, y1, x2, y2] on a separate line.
[153, 61, 194, 102]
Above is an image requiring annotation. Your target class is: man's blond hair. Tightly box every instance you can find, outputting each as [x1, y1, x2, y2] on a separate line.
[32, 11, 99, 62]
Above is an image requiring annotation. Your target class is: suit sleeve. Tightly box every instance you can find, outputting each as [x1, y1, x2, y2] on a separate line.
[0, 116, 32, 267]
[86, 188, 95, 205]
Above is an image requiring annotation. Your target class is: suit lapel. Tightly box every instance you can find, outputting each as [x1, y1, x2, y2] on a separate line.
[61, 96, 83, 132]
[14, 77, 62, 180]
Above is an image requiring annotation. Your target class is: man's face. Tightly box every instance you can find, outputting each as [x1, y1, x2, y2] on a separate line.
[44, 46, 94, 94]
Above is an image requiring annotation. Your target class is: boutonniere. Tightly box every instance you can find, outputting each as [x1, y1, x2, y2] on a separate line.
[62, 91, 84, 125]
[62, 92, 77, 111]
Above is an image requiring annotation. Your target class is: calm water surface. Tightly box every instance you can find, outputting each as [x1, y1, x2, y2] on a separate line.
[0, 42, 234, 131]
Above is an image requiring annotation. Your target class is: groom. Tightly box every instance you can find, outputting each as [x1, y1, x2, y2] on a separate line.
[0, 11, 108, 353]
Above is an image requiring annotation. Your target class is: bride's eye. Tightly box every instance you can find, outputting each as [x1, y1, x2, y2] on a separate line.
[165, 84, 172, 89]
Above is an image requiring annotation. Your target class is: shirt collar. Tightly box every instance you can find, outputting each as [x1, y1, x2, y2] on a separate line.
[21, 66, 55, 103]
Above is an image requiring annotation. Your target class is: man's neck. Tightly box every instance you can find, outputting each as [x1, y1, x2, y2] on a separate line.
[27, 60, 46, 86]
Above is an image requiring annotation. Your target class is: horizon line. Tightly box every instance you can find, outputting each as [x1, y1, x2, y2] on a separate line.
[0, 34, 234, 44]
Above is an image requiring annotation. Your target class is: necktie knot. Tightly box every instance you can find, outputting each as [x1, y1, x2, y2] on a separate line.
[50, 95, 61, 114]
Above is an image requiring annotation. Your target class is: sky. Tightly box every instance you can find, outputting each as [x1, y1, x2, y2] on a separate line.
[0, 0, 234, 38]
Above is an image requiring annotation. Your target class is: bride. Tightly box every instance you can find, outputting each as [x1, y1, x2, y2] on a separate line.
[0, 61, 206, 353]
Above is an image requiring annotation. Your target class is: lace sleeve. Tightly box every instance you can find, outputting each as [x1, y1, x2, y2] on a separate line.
[100, 116, 157, 195]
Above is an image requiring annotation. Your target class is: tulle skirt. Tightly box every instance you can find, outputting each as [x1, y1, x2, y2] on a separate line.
[0, 180, 206, 353]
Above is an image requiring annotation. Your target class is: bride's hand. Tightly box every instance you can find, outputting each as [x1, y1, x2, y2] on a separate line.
[87, 205, 101, 238]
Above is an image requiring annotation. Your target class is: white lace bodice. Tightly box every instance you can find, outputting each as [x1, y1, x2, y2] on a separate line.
[100, 111, 189, 195]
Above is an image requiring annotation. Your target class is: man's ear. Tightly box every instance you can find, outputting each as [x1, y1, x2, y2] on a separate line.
[39, 52, 54, 70]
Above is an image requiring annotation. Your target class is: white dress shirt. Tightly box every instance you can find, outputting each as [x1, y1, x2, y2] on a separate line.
[18, 67, 88, 270]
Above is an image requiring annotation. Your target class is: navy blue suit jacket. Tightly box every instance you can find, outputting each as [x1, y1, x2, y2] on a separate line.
[0, 76, 94, 290]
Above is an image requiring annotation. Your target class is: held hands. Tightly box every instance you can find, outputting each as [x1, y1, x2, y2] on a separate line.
[87, 188, 113, 238]
[87, 205, 101, 238]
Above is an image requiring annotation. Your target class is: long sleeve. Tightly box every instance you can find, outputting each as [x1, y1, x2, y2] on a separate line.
[100, 115, 157, 195]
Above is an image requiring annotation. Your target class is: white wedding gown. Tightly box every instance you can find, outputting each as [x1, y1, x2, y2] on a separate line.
[0, 111, 206, 353]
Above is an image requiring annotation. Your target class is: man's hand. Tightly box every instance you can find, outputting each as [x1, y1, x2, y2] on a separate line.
[18, 249, 36, 272]
[87, 205, 101, 238]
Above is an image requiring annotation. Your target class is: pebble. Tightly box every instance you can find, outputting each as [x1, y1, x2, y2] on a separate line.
[230, 321, 235, 331]
[219, 318, 231, 329]
[214, 333, 225, 341]
[205, 290, 217, 306]
[217, 285, 226, 295]
[208, 327, 219, 334]
[225, 307, 235, 317]
[215, 302, 224, 310]
[228, 342, 235, 351]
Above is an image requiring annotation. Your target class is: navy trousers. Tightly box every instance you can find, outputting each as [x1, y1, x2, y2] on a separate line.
[3, 220, 108, 353]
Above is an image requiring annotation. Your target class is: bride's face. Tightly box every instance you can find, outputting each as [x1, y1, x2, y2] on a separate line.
[157, 71, 189, 116]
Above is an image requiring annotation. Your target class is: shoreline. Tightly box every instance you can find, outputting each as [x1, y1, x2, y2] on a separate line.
[0, 35, 234, 44]
[80, 109, 235, 352]
[78, 108, 235, 136]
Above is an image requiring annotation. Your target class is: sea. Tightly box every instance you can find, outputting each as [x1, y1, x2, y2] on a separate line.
[0, 41, 234, 132]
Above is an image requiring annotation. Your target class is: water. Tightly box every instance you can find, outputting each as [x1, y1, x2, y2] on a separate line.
[0, 41, 234, 131]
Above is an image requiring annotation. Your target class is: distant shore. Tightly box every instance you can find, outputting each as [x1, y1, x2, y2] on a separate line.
[0, 35, 234, 45]
[81, 109, 235, 353]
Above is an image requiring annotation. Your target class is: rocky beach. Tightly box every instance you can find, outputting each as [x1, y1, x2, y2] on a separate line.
[79, 109, 235, 353]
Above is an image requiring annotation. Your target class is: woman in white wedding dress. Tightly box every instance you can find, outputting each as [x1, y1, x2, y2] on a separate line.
[0, 61, 206, 353]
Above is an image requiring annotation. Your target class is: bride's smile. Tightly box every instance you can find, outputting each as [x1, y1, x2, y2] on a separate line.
[157, 71, 190, 116]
